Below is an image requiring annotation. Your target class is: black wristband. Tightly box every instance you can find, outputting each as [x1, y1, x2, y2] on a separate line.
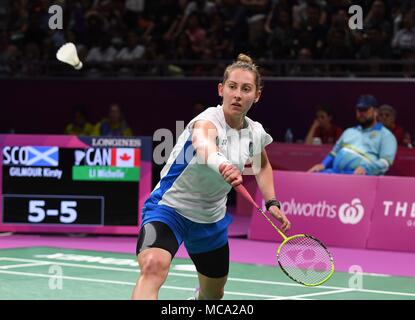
[265, 199, 281, 211]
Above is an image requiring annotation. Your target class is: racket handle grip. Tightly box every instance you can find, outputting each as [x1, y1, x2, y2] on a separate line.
[234, 184, 260, 210]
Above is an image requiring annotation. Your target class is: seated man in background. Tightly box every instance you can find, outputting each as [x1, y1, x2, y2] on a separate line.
[308, 95, 397, 175]
[94, 103, 133, 137]
[305, 105, 343, 145]
[378, 104, 412, 147]
[64, 105, 94, 136]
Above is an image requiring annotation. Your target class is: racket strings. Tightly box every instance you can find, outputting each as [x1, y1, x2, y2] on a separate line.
[277, 236, 333, 286]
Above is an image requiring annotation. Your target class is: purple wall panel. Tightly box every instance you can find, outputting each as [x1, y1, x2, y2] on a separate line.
[2, 79, 415, 142]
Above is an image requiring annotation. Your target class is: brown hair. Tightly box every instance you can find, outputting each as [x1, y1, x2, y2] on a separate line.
[222, 53, 263, 91]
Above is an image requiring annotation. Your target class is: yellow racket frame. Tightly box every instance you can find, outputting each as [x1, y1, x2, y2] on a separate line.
[256, 206, 335, 286]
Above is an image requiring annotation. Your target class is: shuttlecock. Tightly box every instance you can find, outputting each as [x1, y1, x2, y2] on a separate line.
[56, 42, 83, 70]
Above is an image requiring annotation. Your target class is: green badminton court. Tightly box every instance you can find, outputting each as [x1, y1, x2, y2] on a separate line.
[0, 247, 414, 300]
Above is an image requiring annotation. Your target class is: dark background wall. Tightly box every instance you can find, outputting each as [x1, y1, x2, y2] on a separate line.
[1, 78, 414, 141]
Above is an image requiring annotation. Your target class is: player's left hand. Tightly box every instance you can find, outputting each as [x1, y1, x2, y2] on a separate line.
[268, 206, 291, 233]
[353, 166, 366, 175]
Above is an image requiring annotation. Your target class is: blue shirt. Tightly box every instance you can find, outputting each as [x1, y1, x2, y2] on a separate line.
[321, 123, 397, 175]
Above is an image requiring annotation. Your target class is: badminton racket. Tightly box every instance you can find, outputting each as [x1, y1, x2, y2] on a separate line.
[235, 184, 335, 286]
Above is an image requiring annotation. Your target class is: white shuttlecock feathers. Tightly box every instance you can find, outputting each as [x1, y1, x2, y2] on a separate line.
[56, 42, 83, 70]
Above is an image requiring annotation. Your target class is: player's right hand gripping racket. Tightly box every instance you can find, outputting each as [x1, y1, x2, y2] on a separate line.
[235, 185, 335, 286]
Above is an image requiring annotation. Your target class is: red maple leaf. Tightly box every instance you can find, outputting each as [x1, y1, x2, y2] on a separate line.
[120, 153, 131, 161]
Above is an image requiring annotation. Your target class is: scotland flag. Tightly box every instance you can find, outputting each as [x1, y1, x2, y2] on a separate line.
[26, 146, 59, 166]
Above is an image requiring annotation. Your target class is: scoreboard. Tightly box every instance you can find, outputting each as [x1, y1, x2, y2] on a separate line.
[0, 135, 152, 235]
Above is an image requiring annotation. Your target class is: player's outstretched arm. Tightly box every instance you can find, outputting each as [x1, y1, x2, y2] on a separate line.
[192, 120, 242, 187]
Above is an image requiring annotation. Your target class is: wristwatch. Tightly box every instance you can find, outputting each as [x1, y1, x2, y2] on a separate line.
[265, 199, 281, 211]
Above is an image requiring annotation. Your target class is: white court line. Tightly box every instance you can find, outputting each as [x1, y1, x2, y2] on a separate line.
[1, 257, 415, 298]
[0, 269, 142, 286]
[0, 257, 339, 289]
[0, 258, 138, 273]
[350, 288, 415, 298]
[0, 258, 392, 290]
[0, 269, 285, 299]
[269, 288, 356, 300]
[0, 262, 52, 270]
[224, 291, 286, 299]
[0, 258, 287, 299]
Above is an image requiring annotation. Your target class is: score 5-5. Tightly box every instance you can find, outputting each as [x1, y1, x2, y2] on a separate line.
[29, 200, 77, 224]
[3, 195, 104, 226]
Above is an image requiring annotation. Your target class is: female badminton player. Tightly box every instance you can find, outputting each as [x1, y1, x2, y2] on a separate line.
[132, 54, 291, 300]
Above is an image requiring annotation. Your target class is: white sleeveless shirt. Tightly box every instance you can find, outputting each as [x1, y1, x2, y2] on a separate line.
[149, 105, 273, 223]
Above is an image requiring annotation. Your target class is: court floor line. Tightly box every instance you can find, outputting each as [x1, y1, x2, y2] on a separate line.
[226, 275, 415, 297]
[0, 257, 359, 291]
[0, 269, 286, 299]
[0, 257, 140, 272]
[0, 268, 136, 286]
[347, 287, 415, 298]
[1, 257, 415, 298]
[269, 288, 356, 300]
[0, 262, 52, 269]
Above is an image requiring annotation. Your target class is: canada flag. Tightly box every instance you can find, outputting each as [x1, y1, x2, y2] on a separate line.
[111, 148, 140, 167]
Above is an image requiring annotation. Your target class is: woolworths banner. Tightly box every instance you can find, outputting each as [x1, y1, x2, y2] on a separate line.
[247, 171, 415, 251]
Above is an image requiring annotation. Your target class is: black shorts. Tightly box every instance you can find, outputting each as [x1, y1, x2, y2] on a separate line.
[136, 221, 229, 278]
